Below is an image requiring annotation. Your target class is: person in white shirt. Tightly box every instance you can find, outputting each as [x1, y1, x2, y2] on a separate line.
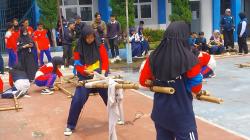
[237, 12, 248, 54]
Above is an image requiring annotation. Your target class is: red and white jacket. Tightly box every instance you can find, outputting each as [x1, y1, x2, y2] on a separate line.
[35, 63, 62, 81]
[5, 31, 17, 51]
[33, 29, 50, 50]
[198, 52, 216, 72]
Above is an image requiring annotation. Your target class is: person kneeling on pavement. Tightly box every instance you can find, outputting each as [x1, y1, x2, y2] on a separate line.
[1, 64, 30, 99]
[34, 56, 64, 95]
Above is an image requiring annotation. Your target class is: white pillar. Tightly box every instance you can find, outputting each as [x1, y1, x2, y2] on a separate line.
[200, 0, 213, 40]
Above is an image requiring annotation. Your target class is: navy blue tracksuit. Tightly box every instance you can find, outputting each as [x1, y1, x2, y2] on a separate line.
[66, 74, 108, 130]
[152, 76, 198, 140]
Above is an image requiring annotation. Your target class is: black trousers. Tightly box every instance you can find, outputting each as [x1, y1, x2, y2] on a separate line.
[238, 37, 248, 54]
[223, 30, 234, 49]
[63, 45, 73, 66]
[109, 38, 119, 58]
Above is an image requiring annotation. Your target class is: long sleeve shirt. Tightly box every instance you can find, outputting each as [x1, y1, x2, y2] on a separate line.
[139, 58, 202, 94]
[35, 63, 62, 80]
[74, 44, 109, 76]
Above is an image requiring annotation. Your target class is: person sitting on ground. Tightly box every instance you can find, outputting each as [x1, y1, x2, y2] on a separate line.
[34, 56, 64, 95]
[195, 32, 209, 52]
[138, 21, 149, 56]
[8, 63, 30, 98]
[208, 30, 225, 55]
[188, 32, 199, 55]
[129, 27, 148, 57]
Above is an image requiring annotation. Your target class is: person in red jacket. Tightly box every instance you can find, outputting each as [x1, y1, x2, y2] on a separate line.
[0, 76, 3, 93]
[198, 51, 216, 78]
[139, 21, 202, 140]
[33, 23, 52, 66]
[34, 56, 64, 95]
[5, 22, 18, 68]
[64, 25, 109, 136]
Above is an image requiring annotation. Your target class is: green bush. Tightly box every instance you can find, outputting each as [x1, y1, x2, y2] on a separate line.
[143, 28, 165, 42]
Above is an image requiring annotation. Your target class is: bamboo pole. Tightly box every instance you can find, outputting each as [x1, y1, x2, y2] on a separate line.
[13, 95, 19, 112]
[54, 84, 73, 98]
[85, 83, 139, 89]
[150, 86, 175, 94]
[198, 95, 223, 104]
[0, 107, 23, 111]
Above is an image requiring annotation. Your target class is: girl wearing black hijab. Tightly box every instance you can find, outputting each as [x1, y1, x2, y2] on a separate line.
[139, 21, 203, 140]
[64, 25, 109, 136]
[17, 27, 38, 81]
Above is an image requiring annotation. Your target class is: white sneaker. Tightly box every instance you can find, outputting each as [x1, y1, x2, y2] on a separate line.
[110, 58, 116, 63]
[117, 119, 125, 125]
[116, 56, 122, 61]
[64, 128, 73, 136]
[41, 89, 54, 95]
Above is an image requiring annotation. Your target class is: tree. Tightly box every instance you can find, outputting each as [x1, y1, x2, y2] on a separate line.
[36, 0, 58, 29]
[37, 0, 59, 46]
[110, 0, 135, 32]
[169, 0, 192, 23]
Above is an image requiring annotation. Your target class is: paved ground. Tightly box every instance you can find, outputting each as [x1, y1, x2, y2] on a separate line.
[118, 54, 250, 139]
[1, 53, 250, 140]
[0, 84, 246, 140]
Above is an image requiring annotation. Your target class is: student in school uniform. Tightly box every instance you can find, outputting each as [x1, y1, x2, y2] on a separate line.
[198, 51, 216, 78]
[22, 19, 34, 36]
[34, 56, 64, 95]
[33, 23, 52, 66]
[237, 12, 248, 55]
[139, 21, 203, 140]
[5, 22, 18, 68]
[107, 14, 122, 63]
[64, 26, 109, 136]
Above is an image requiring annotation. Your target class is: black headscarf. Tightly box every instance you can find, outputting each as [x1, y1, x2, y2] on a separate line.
[51, 56, 64, 73]
[18, 27, 33, 44]
[75, 25, 100, 65]
[239, 12, 246, 20]
[149, 21, 198, 81]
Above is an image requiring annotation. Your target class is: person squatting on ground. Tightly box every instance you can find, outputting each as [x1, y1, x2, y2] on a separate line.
[63, 20, 75, 68]
[208, 30, 225, 55]
[34, 56, 64, 95]
[17, 27, 38, 81]
[107, 14, 122, 63]
[220, 9, 235, 50]
[64, 26, 109, 136]
[237, 12, 248, 55]
[139, 21, 203, 140]
[33, 23, 52, 66]
[5, 22, 18, 68]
